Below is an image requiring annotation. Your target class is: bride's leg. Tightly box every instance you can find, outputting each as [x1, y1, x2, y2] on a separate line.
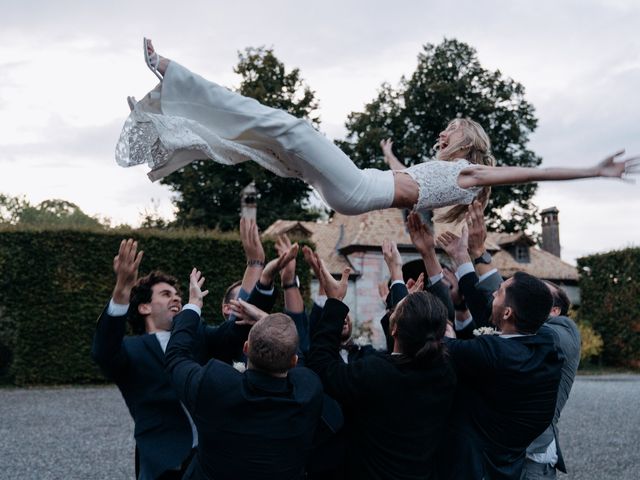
[149, 49, 395, 214]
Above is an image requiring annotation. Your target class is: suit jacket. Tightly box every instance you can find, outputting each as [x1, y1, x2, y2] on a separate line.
[525, 316, 581, 473]
[443, 329, 563, 480]
[308, 298, 457, 480]
[451, 269, 580, 473]
[380, 282, 410, 352]
[91, 305, 247, 480]
[165, 308, 325, 480]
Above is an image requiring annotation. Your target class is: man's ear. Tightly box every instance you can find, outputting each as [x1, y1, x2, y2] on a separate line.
[222, 303, 232, 316]
[550, 306, 561, 317]
[290, 354, 298, 369]
[390, 323, 398, 338]
[503, 306, 515, 324]
[138, 303, 152, 316]
[242, 341, 249, 356]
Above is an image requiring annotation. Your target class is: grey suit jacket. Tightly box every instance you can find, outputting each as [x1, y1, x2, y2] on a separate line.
[526, 315, 581, 472]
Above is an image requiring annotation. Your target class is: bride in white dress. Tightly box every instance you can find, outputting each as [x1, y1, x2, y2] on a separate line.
[116, 39, 638, 221]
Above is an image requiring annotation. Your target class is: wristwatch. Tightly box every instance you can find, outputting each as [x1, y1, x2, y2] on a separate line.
[283, 276, 300, 290]
[473, 251, 492, 265]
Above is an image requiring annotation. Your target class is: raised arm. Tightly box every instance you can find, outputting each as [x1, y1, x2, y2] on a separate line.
[239, 217, 266, 294]
[165, 268, 209, 411]
[458, 150, 639, 189]
[277, 234, 304, 314]
[91, 239, 144, 377]
[406, 212, 454, 320]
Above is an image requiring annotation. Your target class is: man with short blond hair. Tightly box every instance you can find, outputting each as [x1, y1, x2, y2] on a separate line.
[165, 271, 326, 480]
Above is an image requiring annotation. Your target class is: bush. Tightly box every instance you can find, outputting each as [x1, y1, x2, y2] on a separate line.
[0, 227, 310, 385]
[577, 247, 640, 368]
[577, 322, 604, 363]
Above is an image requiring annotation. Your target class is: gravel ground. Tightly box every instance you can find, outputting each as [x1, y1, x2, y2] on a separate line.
[1, 375, 638, 479]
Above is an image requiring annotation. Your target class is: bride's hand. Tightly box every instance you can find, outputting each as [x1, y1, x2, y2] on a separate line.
[380, 139, 394, 162]
[596, 150, 640, 180]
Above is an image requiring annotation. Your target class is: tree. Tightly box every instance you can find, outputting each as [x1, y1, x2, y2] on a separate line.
[338, 39, 541, 232]
[161, 47, 323, 231]
[0, 195, 104, 228]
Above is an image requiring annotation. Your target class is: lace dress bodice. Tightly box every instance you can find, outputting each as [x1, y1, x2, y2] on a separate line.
[403, 159, 481, 211]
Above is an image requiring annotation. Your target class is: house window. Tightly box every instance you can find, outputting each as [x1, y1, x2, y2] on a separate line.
[514, 244, 530, 263]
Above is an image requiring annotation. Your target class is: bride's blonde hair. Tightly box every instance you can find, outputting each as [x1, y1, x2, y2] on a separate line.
[433, 118, 495, 224]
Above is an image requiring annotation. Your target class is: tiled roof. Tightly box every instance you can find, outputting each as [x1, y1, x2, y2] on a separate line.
[492, 247, 579, 281]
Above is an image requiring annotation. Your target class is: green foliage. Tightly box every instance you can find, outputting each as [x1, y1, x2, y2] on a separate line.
[0, 228, 311, 385]
[577, 321, 604, 363]
[0, 194, 105, 229]
[338, 38, 541, 232]
[577, 247, 640, 368]
[160, 46, 323, 231]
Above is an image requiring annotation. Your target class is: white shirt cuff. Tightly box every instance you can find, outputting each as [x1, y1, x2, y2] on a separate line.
[429, 272, 443, 286]
[107, 299, 129, 317]
[478, 268, 498, 283]
[390, 279, 405, 288]
[314, 295, 328, 308]
[182, 304, 202, 317]
[455, 314, 473, 331]
[455, 262, 475, 281]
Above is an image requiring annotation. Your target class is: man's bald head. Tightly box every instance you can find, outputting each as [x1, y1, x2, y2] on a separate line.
[246, 313, 299, 375]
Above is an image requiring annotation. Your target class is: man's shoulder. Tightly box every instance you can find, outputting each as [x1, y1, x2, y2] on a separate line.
[289, 366, 323, 388]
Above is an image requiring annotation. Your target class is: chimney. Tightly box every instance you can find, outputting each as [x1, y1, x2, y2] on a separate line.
[240, 182, 257, 220]
[541, 207, 561, 257]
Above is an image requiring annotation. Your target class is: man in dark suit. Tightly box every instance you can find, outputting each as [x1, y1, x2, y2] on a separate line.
[442, 201, 582, 479]
[305, 249, 457, 480]
[438, 226, 563, 480]
[91, 239, 250, 479]
[165, 268, 327, 480]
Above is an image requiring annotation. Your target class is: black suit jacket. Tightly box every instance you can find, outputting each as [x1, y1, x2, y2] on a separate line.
[308, 298, 457, 480]
[165, 308, 325, 480]
[443, 329, 562, 480]
[91, 305, 246, 479]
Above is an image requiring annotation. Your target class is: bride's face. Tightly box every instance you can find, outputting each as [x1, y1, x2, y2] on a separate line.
[438, 121, 465, 151]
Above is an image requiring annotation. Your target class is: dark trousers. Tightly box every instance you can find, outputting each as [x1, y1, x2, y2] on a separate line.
[135, 447, 196, 480]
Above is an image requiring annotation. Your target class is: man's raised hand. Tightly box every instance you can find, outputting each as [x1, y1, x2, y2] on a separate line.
[275, 234, 296, 284]
[408, 272, 424, 294]
[466, 200, 487, 259]
[228, 298, 267, 326]
[382, 239, 403, 281]
[188, 268, 209, 309]
[240, 217, 265, 265]
[437, 226, 471, 269]
[260, 242, 300, 286]
[302, 246, 350, 301]
[406, 212, 436, 255]
[112, 238, 143, 304]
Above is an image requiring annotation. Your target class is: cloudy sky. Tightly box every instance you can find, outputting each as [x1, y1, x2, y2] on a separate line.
[1, 0, 638, 263]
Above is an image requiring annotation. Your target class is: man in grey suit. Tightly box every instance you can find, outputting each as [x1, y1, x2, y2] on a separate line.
[521, 283, 581, 479]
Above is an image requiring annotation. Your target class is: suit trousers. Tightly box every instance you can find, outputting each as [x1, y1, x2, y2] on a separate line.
[520, 459, 557, 480]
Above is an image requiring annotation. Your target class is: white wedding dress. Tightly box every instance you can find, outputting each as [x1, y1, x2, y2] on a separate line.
[116, 61, 481, 215]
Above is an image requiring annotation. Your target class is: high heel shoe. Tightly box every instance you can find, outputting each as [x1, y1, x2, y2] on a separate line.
[143, 37, 163, 81]
[127, 96, 137, 111]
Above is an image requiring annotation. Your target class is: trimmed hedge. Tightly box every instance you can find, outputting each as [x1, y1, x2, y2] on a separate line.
[577, 247, 640, 368]
[0, 227, 310, 385]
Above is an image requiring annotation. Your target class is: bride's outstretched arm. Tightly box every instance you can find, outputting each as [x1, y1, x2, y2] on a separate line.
[457, 150, 639, 188]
